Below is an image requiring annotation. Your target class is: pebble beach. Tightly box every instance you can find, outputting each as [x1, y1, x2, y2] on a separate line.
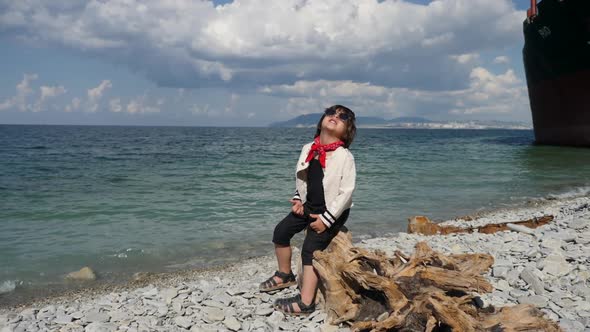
[1, 194, 589, 332]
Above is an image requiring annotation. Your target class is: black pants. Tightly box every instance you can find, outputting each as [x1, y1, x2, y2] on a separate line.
[273, 206, 349, 266]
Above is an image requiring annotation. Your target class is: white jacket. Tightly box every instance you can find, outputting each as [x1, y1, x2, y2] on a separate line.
[292, 142, 356, 228]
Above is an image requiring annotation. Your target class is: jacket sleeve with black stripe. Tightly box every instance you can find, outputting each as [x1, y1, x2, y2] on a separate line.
[319, 151, 356, 228]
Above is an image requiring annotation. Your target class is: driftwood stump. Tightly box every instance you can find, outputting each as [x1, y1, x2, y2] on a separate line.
[312, 230, 561, 332]
[407, 215, 554, 236]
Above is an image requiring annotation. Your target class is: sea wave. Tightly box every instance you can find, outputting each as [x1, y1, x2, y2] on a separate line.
[547, 186, 590, 200]
[0, 280, 18, 294]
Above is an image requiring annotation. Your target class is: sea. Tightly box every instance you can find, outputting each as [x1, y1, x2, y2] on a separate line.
[1, 124, 590, 304]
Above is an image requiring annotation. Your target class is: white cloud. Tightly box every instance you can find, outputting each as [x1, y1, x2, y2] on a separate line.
[0, 74, 39, 112]
[87, 80, 112, 112]
[61, 80, 112, 112]
[0, 100, 12, 111]
[191, 103, 214, 116]
[32, 85, 67, 112]
[126, 96, 161, 114]
[65, 97, 81, 112]
[493, 55, 510, 64]
[0, 0, 524, 90]
[261, 80, 389, 98]
[88, 80, 112, 100]
[109, 98, 122, 113]
[261, 65, 527, 119]
[224, 93, 239, 114]
[0, 99, 12, 111]
[40, 85, 67, 100]
[449, 67, 525, 114]
[451, 53, 480, 64]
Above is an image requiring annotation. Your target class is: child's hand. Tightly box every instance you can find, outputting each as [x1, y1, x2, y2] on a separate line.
[290, 199, 304, 216]
[309, 214, 326, 233]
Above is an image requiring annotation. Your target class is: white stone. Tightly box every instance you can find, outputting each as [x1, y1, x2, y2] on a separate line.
[509, 289, 528, 299]
[519, 268, 545, 295]
[493, 266, 509, 279]
[39, 305, 56, 314]
[313, 312, 328, 323]
[559, 318, 585, 332]
[108, 310, 131, 322]
[576, 234, 590, 246]
[84, 322, 117, 332]
[495, 280, 511, 292]
[190, 326, 217, 332]
[555, 297, 577, 309]
[85, 311, 110, 323]
[251, 318, 268, 330]
[255, 307, 274, 316]
[278, 321, 297, 331]
[240, 293, 254, 299]
[202, 307, 225, 322]
[171, 301, 182, 313]
[18, 309, 37, 320]
[223, 316, 241, 331]
[53, 314, 73, 324]
[542, 308, 559, 322]
[569, 219, 588, 230]
[266, 310, 284, 330]
[258, 293, 271, 303]
[173, 316, 192, 329]
[217, 294, 233, 306]
[226, 288, 245, 296]
[542, 254, 573, 277]
[541, 238, 564, 252]
[131, 306, 145, 316]
[518, 295, 548, 307]
[571, 284, 590, 299]
[201, 300, 224, 309]
[506, 269, 521, 285]
[575, 301, 590, 312]
[156, 306, 168, 318]
[161, 288, 178, 304]
[140, 287, 158, 298]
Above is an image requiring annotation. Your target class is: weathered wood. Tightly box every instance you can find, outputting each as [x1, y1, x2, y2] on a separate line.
[312, 229, 561, 332]
[408, 215, 554, 236]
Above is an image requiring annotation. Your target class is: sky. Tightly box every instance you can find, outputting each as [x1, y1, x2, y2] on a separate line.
[0, 0, 533, 126]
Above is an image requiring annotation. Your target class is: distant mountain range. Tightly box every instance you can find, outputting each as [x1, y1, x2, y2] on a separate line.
[269, 114, 531, 130]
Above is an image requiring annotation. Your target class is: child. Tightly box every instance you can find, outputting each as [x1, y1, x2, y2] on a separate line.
[259, 105, 357, 315]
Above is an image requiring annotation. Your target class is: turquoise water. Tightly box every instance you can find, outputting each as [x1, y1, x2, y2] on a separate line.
[1, 125, 590, 299]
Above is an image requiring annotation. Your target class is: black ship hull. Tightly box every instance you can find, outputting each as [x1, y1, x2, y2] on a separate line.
[523, 0, 590, 146]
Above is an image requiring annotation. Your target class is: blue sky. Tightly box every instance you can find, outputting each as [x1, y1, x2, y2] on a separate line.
[0, 0, 532, 126]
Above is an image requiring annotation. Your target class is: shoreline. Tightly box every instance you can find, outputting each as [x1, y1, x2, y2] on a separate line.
[0, 188, 585, 310]
[1, 194, 589, 331]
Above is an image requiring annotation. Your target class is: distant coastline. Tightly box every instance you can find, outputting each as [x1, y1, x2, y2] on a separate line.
[270, 114, 532, 130]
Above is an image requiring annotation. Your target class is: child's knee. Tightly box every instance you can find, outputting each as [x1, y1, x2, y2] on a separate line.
[272, 223, 290, 246]
[300, 250, 314, 266]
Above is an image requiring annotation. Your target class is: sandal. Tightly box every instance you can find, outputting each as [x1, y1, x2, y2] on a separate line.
[259, 270, 297, 292]
[274, 294, 316, 316]
[273, 294, 300, 307]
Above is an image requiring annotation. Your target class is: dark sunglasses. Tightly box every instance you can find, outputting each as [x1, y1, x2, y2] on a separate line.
[324, 109, 352, 121]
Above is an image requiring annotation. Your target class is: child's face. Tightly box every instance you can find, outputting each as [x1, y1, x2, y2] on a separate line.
[321, 109, 348, 139]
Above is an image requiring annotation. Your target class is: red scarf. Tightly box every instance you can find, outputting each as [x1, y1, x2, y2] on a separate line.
[305, 136, 344, 168]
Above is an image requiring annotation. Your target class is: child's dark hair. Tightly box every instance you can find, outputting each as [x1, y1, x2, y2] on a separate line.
[314, 104, 356, 148]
